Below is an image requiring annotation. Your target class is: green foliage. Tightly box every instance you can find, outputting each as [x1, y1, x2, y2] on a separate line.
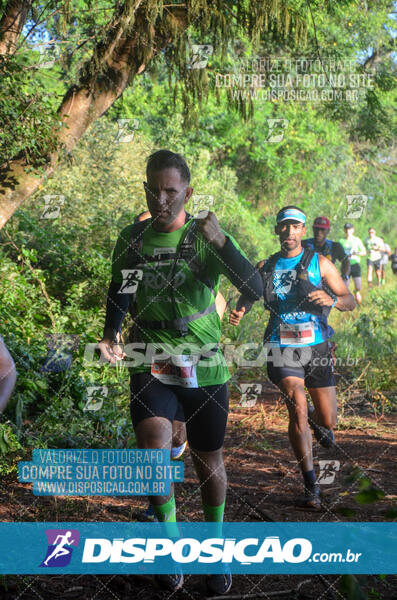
[332, 287, 397, 391]
[0, 0, 313, 166]
[0, 422, 22, 476]
[344, 467, 386, 506]
[0, 54, 60, 165]
[339, 575, 368, 600]
[0, 246, 134, 451]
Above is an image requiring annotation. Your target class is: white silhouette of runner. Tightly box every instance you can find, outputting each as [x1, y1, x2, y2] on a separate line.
[44, 531, 75, 565]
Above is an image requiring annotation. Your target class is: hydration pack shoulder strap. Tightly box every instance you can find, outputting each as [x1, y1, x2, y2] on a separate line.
[296, 247, 315, 278]
[261, 252, 281, 308]
[127, 214, 216, 336]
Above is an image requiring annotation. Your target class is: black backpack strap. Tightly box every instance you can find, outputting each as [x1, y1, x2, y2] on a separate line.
[125, 220, 150, 269]
[260, 252, 281, 310]
[297, 247, 315, 271]
[131, 213, 216, 337]
[179, 219, 215, 294]
[261, 252, 281, 273]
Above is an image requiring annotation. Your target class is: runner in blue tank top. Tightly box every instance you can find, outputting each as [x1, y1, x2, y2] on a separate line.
[230, 206, 356, 510]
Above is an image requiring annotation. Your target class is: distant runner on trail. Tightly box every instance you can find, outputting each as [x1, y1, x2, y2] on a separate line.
[365, 227, 384, 288]
[379, 238, 391, 286]
[339, 223, 366, 304]
[230, 206, 356, 510]
[302, 216, 350, 278]
[99, 150, 263, 595]
[0, 336, 16, 414]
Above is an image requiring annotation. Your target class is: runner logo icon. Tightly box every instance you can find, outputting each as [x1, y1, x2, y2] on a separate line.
[40, 529, 80, 567]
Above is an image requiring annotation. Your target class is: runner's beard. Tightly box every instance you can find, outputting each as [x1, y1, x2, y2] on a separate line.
[281, 239, 298, 251]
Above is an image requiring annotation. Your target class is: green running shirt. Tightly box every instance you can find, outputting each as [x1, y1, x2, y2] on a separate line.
[339, 236, 366, 265]
[111, 218, 248, 386]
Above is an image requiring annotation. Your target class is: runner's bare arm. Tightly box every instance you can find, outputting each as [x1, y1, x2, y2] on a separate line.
[0, 338, 16, 413]
[309, 255, 356, 311]
[215, 291, 227, 320]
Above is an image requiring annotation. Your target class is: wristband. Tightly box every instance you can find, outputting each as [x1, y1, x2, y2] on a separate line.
[331, 298, 338, 308]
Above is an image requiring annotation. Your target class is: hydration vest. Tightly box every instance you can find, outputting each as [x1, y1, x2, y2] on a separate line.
[260, 247, 335, 317]
[125, 213, 216, 338]
[304, 238, 334, 262]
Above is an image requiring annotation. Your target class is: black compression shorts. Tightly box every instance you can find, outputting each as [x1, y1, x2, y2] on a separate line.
[130, 373, 229, 451]
[267, 341, 335, 389]
[349, 263, 361, 278]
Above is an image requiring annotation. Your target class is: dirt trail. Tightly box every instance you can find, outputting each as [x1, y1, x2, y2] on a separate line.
[0, 386, 396, 599]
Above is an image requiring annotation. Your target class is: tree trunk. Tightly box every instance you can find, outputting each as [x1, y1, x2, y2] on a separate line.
[0, 3, 187, 228]
[0, 0, 32, 55]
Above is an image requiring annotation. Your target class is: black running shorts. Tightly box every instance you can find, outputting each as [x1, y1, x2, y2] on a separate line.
[130, 373, 229, 451]
[349, 263, 361, 278]
[267, 341, 335, 389]
[367, 258, 381, 270]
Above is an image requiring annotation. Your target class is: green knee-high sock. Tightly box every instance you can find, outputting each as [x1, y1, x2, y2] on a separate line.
[203, 501, 225, 537]
[152, 495, 179, 538]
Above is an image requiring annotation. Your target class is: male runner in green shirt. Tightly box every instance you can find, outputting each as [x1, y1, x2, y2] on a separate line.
[99, 150, 262, 595]
[339, 223, 366, 304]
[365, 227, 385, 288]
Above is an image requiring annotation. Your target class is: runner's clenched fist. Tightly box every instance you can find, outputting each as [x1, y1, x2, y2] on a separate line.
[196, 211, 226, 249]
[229, 306, 246, 326]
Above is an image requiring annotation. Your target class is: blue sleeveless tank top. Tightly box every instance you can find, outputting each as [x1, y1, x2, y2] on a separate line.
[267, 249, 334, 347]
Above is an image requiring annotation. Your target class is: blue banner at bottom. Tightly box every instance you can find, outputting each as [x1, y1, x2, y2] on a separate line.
[0, 522, 395, 574]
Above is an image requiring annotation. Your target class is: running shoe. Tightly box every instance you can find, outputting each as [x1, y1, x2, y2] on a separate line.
[171, 440, 188, 460]
[154, 570, 184, 591]
[307, 402, 335, 448]
[143, 504, 157, 521]
[295, 483, 321, 511]
[206, 570, 232, 595]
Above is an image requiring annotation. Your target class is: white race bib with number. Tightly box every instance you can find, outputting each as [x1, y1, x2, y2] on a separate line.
[280, 322, 315, 345]
[151, 355, 198, 388]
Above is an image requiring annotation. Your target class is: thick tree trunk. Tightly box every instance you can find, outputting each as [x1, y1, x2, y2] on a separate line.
[0, 3, 187, 228]
[0, 0, 32, 55]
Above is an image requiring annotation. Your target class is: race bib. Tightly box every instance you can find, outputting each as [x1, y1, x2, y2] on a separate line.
[151, 355, 198, 388]
[280, 322, 315, 345]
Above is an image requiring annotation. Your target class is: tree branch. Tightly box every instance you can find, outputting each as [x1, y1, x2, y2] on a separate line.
[363, 41, 396, 70]
[0, 1, 189, 228]
[0, 0, 32, 55]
